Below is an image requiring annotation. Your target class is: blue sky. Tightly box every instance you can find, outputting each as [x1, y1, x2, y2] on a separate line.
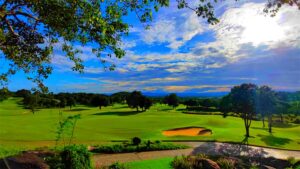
[2, 0, 300, 94]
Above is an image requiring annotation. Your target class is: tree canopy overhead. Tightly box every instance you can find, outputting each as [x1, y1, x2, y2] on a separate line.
[0, 0, 299, 91]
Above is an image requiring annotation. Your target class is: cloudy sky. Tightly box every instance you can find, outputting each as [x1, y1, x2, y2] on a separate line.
[4, 0, 300, 95]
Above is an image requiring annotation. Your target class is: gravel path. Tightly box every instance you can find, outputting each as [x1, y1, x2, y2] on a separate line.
[92, 142, 300, 167]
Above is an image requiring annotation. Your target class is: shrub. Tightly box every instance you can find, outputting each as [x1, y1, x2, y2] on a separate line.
[287, 157, 297, 165]
[91, 141, 188, 153]
[132, 137, 141, 146]
[46, 144, 92, 169]
[171, 155, 220, 169]
[216, 158, 235, 169]
[108, 162, 129, 169]
[171, 156, 192, 169]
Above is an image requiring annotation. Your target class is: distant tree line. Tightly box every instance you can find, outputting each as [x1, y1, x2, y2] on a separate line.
[1, 89, 157, 113]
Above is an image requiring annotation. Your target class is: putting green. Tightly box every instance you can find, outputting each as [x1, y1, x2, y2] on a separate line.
[0, 97, 300, 151]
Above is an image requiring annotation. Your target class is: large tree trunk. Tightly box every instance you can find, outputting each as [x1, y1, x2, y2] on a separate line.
[262, 115, 265, 128]
[136, 107, 139, 112]
[268, 114, 272, 133]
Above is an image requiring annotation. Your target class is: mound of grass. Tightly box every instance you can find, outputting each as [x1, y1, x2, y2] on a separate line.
[91, 141, 189, 153]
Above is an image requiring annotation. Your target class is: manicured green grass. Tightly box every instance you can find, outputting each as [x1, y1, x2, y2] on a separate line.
[0, 97, 300, 151]
[126, 157, 173, 169]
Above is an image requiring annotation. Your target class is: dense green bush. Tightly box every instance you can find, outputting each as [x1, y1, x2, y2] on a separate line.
[91, 141, 188, 153]
[46, 144, 92, 169]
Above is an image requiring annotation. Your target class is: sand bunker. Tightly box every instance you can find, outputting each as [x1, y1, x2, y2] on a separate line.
[163, 127, 212, 136]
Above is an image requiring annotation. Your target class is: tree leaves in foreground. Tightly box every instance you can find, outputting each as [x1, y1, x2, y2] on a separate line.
[0, 0, 299, 91]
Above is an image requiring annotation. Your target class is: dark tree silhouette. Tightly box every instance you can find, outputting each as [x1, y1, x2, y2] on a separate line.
[164, 93, 179, 109]
[91, 95, 110, 109]
[66, 97, 76, 110]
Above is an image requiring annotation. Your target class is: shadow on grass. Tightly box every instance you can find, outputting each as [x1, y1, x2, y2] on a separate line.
[258, 134, 291, 147]
[272, 122, 299, 128]
[92, 111, 141, 116]
[68, 108, 90, 111]
[176, 108, 187, 111]
[252, 127, 268, 131]
[191, 140, 268, 158]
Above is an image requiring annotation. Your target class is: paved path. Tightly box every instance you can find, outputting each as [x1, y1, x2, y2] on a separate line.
[92, 142, 300, 167]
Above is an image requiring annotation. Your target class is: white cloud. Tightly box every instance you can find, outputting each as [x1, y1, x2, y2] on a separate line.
[141, 10, 206, 49]
[210, 3, 300, 55]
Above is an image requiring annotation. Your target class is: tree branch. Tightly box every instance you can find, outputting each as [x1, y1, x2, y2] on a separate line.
[14, 11, 40, 21]
[4, 18, 18, 36]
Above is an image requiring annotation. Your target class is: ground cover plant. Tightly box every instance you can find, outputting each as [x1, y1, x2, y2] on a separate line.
[0, 97, 300, 151]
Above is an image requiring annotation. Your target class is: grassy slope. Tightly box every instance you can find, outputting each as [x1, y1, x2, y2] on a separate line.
[0, 97, 300, 150]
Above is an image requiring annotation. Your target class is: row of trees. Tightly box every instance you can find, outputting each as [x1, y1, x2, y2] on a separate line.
[5, 89, 154, 113]
[219, 83, 299, 137]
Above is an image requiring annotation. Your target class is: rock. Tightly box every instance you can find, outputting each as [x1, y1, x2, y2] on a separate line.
[0, 152, 49, 169]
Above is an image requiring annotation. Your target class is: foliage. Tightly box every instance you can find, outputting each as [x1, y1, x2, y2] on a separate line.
[216, 158, 235, 169]
[164, 93, 179, 108]
[257, 86, 277, 133]
[226, 83, 259, 137]
[55, 114, 81, 147]
[91, 95, 110, 109]
[0, 0, 223, 90]
[0, 87, 10, 102]
[23, 92, 40, 113]
[171, 155, 220, 169]
[132, 137, 142, 146]
[111, 92, 130, 104]
[46, 144, 92, 169]
[91, 141, 188, 153]
[126, 91, 152, 111]
[108, 162, 129, 169]
[15, 89, 31, 98]
[171, 156, 192, 169]
[219, 95, 233, 118]
[66, 97, 76, 110]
